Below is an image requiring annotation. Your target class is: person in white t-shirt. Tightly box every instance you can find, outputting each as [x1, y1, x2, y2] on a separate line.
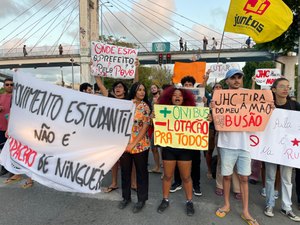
[214, 68, 259, 225]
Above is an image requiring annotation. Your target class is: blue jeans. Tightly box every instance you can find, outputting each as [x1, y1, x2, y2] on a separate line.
[265, 162, 293, 211]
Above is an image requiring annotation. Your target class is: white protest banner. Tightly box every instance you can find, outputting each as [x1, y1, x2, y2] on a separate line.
[208, 63, 240, 83]
[218, 109, 300, 168]
[255, 68, 281, 86]
[90, 41, 138, 79]
[0, 72, 135, 193]
[249, 109, 300, 168]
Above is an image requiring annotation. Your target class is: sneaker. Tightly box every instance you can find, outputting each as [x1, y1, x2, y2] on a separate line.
[193, 187, 203, 196]
[274, 190, 279, 199]
[261, 188, 266, 197]
[157, 199, 169, 213]
[249, 179, 258, 185]
[186, 201, 194, 216]
[264, 206, 274, 217]
[281, 209, 300, 222]
[170, 183, 182, 193]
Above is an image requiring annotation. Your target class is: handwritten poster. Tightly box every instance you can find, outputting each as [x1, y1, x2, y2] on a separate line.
[249, 109, 300, 168]
[208, 63, 240, 83]
[0, 72, 135, 193]
[173, 62, 206, 84]
[212, 90, 273, 131]
[255, 68, 281, 86]
[91, 41, 138, 79]
[182, 87, 205, 107]
[153, 105, 210, 150]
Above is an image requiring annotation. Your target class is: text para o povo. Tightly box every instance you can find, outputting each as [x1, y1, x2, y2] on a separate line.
[90, 41, 138, 79]
[212, 89, 274, 132]
[153, 105, 210, 150]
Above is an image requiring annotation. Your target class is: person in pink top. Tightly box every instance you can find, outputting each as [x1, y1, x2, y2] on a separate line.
[0, 78, 13, 176]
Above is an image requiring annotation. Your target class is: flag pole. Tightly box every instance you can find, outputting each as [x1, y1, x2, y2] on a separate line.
[217, 31, 225, 64]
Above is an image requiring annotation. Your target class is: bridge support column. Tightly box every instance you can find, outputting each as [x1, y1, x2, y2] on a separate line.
[79, 0, 99, 84]
[276, 55, 297, 96]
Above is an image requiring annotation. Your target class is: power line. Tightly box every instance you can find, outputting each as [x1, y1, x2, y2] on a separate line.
[145, 0, 243, 45]
[32, 0, 77, 53]
[126, 0, 202, 49]
[0, 0, 44, 30]
[3, 0, 64, 50]
[1, 0, 56, 44]
[104, 5, 149, 52]
[111, 0, 176, 49]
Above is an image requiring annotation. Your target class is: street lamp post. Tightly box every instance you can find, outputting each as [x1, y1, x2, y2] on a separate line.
[70, 58, 74, 89]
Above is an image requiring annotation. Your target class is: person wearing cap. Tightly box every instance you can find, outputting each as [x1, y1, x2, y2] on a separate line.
[214, 68, 260, 225]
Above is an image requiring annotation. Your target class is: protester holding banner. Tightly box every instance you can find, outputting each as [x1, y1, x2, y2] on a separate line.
[156, 86, 196, 216]
[148, 84, 161, 174]
[205, 82, 241, 198]
[170, 76, 202, 197]
[0, 78, 13, 176]
[264, 78, 300, 221]
[1, 78, 34, 188]
[214, 69, 259, 225]
[94, 59, 140, 193]
[118, 82, 151, 213]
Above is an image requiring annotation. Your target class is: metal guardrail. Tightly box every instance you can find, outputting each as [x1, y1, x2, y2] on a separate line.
[0, 38, 252, 58]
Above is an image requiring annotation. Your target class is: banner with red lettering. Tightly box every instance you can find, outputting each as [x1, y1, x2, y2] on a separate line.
[255, 68, 281, 86]
[0, 72, 135, 193]
[212, 89, 273, 131]
[153, 105, 210, 150]
[243, 109, 300, 168]
[90, 41, 138, 79]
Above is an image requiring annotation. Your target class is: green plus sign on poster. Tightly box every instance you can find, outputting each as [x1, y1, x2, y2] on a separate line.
[152, 42, 170, 52]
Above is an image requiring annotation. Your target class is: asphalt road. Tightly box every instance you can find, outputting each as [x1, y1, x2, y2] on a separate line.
[0, 153, 299, 225]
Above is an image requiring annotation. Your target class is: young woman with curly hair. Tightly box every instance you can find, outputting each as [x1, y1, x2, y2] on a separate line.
[156, 86, 196, 216]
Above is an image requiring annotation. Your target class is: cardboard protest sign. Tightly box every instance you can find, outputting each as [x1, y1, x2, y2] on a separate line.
[91, 41, 138, 79]
[255, 69, 281, 86]
[249, 109, 300, 169]
[0, 72, 135, 193]
[212, 90, 273, 131]
[173, 62, 206, 84]
[208, 63, 240, 83]
[153, 105, 210, 150]
[182, 87, 205, 107]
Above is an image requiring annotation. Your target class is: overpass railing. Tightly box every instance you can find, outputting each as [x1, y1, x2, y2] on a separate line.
[0, 38, 252, 58]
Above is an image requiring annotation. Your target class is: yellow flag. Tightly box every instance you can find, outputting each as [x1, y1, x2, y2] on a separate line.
[224, 0, 293, 43]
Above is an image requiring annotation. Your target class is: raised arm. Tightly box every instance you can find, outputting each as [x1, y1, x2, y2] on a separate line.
[133, 58, 140, 83]
[95, 76, 109, 97]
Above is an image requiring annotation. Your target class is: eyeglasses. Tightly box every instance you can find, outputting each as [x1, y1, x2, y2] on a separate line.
[277, 85, 290, 90]
[5, 83, 13, 86]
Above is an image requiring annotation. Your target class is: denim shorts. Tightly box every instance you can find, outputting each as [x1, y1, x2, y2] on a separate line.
[219, 147, 251, 176]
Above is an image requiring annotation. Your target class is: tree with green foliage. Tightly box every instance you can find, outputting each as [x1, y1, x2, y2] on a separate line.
[255, 0, 299, 54]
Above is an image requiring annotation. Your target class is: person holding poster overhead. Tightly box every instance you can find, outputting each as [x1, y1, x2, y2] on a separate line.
[118, 82, 151, 213]
[215, 69, 259, 225]
[156, 86, 196, 216]
[264, 78, 300, 221]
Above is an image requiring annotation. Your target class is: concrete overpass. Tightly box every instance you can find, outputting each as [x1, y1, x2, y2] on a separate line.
[0, 49, 274, 70]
